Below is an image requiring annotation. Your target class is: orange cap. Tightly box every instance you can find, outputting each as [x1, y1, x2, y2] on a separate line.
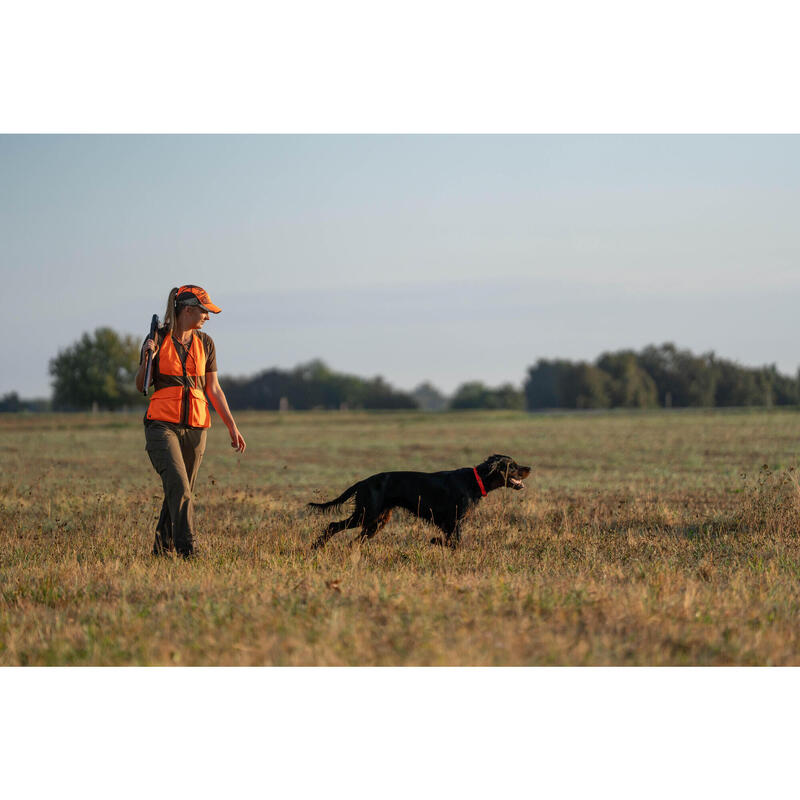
[176, 285, 221, 313]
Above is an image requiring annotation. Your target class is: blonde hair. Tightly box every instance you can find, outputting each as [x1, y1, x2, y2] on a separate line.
[163, 287, 179, 335]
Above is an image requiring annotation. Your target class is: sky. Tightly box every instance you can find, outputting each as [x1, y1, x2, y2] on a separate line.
[2, 134, 799, 397]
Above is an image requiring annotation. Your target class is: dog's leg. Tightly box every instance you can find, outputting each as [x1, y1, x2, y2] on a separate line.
[355, 522, 379, 546]
[429, 518, 447, 547]
[444, 526, 461, 549]
[442, 518, 462, 549]
[355, 509, 392, 545]
[311, 514, 359, 550]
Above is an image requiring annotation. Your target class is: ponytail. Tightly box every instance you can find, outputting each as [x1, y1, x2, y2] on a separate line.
[163, 287, 179, 335]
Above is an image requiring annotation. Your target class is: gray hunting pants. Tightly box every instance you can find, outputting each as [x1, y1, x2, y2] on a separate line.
[145, 422, 207, 557]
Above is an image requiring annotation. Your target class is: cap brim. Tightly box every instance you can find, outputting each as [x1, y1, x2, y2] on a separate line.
[199, 302, 221, 313]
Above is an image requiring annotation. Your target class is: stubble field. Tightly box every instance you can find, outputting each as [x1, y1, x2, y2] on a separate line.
[1, 408, 800, 666]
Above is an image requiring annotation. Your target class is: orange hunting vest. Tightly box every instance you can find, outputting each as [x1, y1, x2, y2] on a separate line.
[146, 332, 211, 428]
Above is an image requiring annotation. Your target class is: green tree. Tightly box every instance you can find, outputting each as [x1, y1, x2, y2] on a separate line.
[0, 392, 21, 412]
[491, 383, 526, 410]
[524, 359, 574, 409]
[49, 328, 141, 410]
[450, 381, 524, 410]
[559, 363, 613, 409]
[636, 343, 716, 407]
[220, 359, 417, 410]
[524, 344, 799, 410]
[770, 366, 800, 405]
[596, 351, 658, 408]
[711, 358, 763, 406]
[412, 382, 448, 411]
[449, 382, 491, 410]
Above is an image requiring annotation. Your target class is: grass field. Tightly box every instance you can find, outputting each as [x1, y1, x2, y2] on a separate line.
[1, 408, 800, 665]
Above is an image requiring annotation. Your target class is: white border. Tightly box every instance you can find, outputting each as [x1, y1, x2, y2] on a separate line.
[2, 1, 799, 132]
[1, 668, 796, 798]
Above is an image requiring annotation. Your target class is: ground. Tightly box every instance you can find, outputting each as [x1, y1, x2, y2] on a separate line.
[1, 408, 799, 665]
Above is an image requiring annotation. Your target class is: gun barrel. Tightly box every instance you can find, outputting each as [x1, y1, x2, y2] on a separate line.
[142, 314, 159, 396]
[143, 352, 153, 396]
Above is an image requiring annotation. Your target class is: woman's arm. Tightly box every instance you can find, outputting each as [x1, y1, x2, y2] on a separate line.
[205, 371, 246, 453]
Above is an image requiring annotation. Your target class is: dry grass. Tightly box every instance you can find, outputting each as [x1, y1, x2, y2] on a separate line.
[2, 408, 800, 665]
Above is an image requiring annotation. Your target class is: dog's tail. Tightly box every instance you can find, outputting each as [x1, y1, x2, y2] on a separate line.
[307, 482, 359, 513]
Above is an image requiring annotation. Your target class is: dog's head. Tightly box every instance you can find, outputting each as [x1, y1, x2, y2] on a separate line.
[478, 454, 531, 491]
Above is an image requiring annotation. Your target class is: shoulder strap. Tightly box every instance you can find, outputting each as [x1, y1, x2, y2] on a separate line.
[151, 327, 171, 362]
[196, 332, 211, 358]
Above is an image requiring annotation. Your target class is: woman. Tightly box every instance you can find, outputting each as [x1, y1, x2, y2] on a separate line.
[135, 285, 246, 558]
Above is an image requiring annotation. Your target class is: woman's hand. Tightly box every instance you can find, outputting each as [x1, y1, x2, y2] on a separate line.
[229, 425, 246, 453]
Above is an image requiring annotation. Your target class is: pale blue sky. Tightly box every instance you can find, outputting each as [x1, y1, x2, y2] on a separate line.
[2, 135, 798, 397]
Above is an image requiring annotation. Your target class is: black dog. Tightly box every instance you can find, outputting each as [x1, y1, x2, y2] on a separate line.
[308, 454, 531, 549]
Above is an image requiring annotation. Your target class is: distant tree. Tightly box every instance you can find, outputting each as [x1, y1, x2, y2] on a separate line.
[358, 375, 418, 409]
[524, 344, 799, 410]
[294, 359, 350, 408]
[221, 359, 417, 410]
[0, 392, 21, 412]
[636, 343, 716, 407]
[49, 328, 141, 410]
[0, 393, 51, 413]
[23, 397, 53, 413]
[712, 358, 763, 406]
[770, 366, 800, 406]
[448, 382, 490, 410]
[492, 383, 526, 410]
[558, 363, 613, 409]
[711, 359, 799, 407]
[596, 351, 658, 408]
[525, 359, 614, 410]
[412, 382, 448, 411]
[524, 359, 575, 409]
[450, 381, 524, 410]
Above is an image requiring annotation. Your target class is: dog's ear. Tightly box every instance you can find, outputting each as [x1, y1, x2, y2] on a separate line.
[487, 455, 510, 474]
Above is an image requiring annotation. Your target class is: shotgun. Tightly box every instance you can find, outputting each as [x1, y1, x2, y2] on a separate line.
[142, 314, 160, 396]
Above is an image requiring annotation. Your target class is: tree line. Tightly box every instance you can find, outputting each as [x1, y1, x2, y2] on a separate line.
[523, 344, 799, 410]
[3, 329, 797, 412]
[222, 359, 417, 410]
